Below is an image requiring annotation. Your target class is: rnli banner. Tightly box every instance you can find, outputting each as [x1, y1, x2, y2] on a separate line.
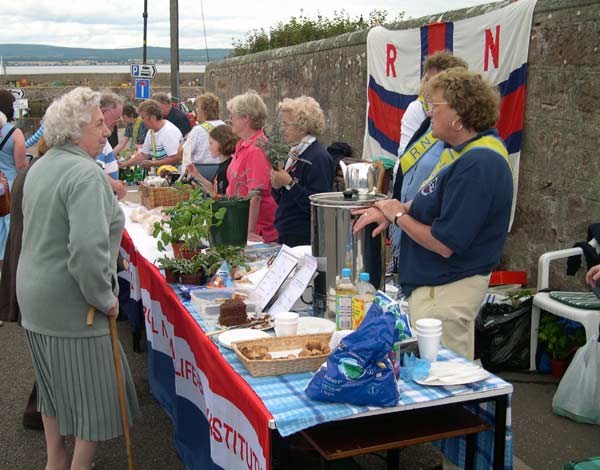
[120, 231, 271, 470]
[363, 0, 537, 207]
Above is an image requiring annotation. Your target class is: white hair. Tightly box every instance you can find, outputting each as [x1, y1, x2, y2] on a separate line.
[42, 87, 101, 147]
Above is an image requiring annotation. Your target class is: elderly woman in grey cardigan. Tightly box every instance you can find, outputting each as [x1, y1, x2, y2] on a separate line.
[16, 87, 139, 470]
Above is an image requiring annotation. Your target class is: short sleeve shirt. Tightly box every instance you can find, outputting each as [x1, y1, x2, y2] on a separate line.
[226, 130, 278, 242]
[185, 120, 224, 164]
[124, 119, 149, 146]
[96, 142, 119, 179]
[398, 129, 514, 297]
[141, 120, 182, 161]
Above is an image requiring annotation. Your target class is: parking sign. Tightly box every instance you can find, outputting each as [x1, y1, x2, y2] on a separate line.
[135, 79, 151, 100]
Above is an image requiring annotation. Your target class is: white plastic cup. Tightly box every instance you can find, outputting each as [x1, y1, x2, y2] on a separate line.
[415, 318, 442, 332]
[417, 330, 442, 362]
[415, 326, 442, 336]
[274, 312, 299, 337]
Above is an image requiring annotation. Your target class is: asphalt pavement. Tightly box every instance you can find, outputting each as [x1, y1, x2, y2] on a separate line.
[1, 319, 599, 470]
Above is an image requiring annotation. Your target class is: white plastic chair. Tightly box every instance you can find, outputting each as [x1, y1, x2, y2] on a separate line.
[530, 239, 600, 370]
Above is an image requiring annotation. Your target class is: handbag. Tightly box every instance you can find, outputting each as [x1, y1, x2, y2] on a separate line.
[0, 127, 17, 216]
[0, 173, 9, 216]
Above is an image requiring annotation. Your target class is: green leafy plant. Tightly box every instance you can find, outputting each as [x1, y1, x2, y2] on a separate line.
[156, 255, 184, 272]
[256, 111, 312, 170]
[505, 288, 535, 310]
[212, 245, 250, 271]
[231, 9, 405, 56]
[152, 188, 226, 251]
[170, 247, 250, 279]
[538, 314, 586, 361]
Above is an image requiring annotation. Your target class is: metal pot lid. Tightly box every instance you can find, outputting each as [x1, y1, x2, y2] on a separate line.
[309, 191, 388, 208]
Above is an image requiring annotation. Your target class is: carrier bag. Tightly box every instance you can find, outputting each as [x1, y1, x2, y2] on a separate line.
[305, 293, 399, 407]
[552, 335, 600, 425]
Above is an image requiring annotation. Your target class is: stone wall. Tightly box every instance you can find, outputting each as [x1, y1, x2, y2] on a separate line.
[205, 0, 600, 289]
[1, 73, 204, 135]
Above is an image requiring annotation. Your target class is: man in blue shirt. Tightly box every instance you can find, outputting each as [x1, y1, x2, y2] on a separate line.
[96, 93, 126, 199]
[152, 92, 192, 137]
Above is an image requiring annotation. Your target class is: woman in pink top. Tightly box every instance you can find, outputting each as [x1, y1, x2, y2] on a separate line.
[226, 90, 278, 242]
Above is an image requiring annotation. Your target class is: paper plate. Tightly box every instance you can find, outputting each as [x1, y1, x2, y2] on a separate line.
[297, 317, 336, 335]
[218, 329, 270, 349]
[415, 362, 490, 386]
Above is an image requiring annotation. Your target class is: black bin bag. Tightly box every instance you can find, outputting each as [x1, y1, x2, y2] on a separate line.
[475, 297, 532, 372]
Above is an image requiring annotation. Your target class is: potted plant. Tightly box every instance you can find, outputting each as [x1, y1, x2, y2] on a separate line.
[157, 256, 182, 283]
[178, 256, 207, 285]
[209, 169, 256, 247]
[538, 314, 585, 379]
[153, 188, 226, 258]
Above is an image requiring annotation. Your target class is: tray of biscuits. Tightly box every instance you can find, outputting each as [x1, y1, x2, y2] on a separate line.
[231, 333, 333, 377]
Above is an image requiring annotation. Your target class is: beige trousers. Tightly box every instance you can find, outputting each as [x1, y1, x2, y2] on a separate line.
[408, 274, 491, 360]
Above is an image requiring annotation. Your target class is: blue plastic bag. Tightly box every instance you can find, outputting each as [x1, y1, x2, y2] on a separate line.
[305, 297, 399, 407]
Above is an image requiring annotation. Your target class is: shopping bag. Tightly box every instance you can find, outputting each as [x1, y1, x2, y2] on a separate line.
[305, 293, 399, 407]
[552, 335, 600, 424]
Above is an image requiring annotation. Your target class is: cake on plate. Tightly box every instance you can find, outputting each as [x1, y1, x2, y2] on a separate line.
[219, 298, 248, 326]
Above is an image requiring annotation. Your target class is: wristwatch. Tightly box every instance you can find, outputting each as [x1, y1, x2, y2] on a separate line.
[394, 211, 405, 226]
[285, 178, 296, 190]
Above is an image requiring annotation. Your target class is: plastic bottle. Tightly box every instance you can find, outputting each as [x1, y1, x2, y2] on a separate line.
[351, 272, 376, 329]
[335, 268, 356, 330]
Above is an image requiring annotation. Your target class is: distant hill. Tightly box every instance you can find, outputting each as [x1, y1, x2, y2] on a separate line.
[0, 44, 231, 63]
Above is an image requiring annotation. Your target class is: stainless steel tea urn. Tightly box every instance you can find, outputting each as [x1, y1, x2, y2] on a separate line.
[310, 191, 387, 318]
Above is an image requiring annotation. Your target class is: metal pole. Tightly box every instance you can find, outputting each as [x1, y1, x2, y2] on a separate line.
[143, 0, 148, 64]
[169, 0, 180, 104]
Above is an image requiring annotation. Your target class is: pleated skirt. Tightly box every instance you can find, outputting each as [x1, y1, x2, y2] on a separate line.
[25, 330, 141, 441]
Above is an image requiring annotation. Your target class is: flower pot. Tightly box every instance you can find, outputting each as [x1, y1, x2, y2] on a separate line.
[180, 272, 203, 285]
[172, 241, 202, 260]
[210, 198, 250, 247]
[551, 358, 569, 380]
[164, 268, 180, 284]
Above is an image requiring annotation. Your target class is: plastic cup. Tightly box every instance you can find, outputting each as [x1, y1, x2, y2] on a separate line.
[415, 318, 442, 332]
[274, 312, 299, 337]
[415, 325, 442, 334]
[416, 330, 442, 362]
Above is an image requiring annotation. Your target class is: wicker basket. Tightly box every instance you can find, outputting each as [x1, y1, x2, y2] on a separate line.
[232, 333, 332, 377]
[139, 183, 190, 209]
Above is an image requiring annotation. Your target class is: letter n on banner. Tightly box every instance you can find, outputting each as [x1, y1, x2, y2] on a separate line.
[484, 25, 500, 71]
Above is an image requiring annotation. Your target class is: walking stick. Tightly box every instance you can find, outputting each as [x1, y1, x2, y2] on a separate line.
[87, 307, 134, 470]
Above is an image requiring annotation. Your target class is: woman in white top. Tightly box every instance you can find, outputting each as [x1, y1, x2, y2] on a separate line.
[179, 92, 225, 166]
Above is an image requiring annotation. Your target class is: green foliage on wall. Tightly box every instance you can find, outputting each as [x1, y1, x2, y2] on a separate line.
[231, 9, 405, 57]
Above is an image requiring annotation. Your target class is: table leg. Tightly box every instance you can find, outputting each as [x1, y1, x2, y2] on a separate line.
[387, 448, 400, 470]
[493, 394, 508, 470]
[465, 433, 476, 470]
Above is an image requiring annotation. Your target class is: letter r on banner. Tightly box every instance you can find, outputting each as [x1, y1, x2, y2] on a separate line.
[386, 44, 397, 77]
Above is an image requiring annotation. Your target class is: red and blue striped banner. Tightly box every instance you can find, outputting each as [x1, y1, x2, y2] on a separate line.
[364, 0, 536, 174]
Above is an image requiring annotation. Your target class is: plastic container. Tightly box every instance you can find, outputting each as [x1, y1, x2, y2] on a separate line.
[190, 288, 258, 326]
[209, 197, 250, 247]
[335, 268, 356, 330]
[274, 312, 299, 337]
[351, 272, 376, 329]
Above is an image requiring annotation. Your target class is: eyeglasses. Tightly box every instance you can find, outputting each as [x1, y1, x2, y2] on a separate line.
[103, 107, 122, 124]
[426, 101, 449, 110]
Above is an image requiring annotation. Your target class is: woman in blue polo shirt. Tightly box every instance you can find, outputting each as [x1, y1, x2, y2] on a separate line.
[354, 68, 513, 360]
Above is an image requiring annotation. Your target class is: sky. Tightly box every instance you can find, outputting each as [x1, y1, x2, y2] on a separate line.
[0, 0, 502, 50]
